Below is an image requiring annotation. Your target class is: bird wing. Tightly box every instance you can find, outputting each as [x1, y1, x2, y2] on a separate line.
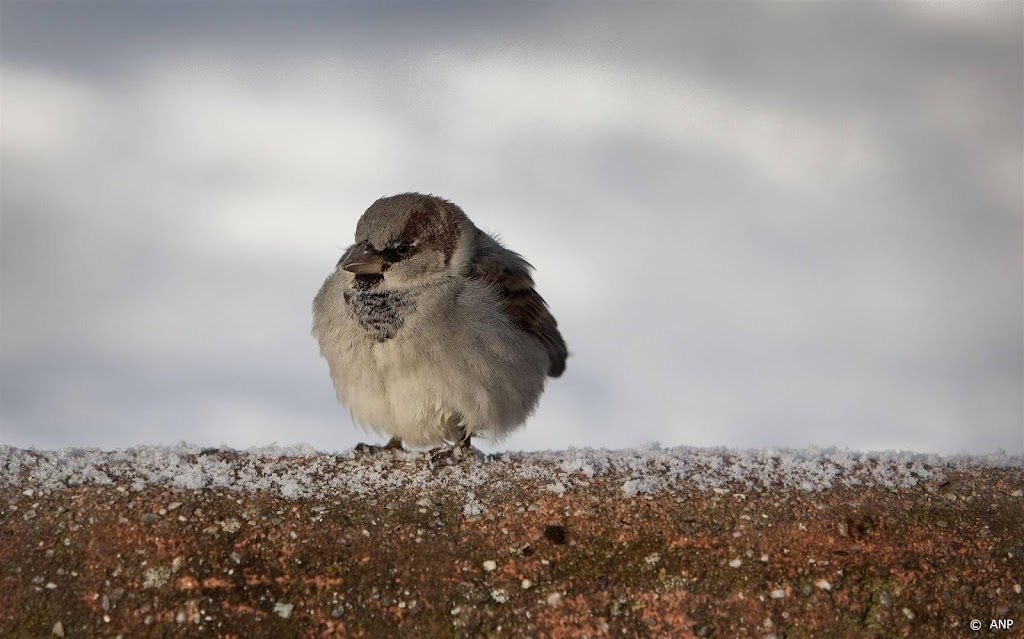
[469, 232, 568, 377]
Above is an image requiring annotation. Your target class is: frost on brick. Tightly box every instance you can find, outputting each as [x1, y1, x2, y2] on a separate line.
[1, 443, 1019, 502]
[622, 478, 656, 497]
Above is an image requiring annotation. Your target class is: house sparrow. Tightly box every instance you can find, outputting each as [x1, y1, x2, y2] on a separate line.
[312, 193, 567, 451]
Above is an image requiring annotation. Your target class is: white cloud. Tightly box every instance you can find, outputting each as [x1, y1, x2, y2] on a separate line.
[419, 53, 885, 194]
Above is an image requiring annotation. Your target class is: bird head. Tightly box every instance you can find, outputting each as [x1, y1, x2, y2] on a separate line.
[339, 193, 475, 289]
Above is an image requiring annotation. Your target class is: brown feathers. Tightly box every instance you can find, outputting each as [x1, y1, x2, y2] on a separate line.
[397, 199, 460, 263]
[470, 233, 568, 377]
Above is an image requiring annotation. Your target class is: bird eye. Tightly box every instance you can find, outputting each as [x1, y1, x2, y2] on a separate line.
[381, 243, 414, 263]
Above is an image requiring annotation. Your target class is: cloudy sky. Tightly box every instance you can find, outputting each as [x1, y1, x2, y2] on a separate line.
[2, 2, 1021, 455]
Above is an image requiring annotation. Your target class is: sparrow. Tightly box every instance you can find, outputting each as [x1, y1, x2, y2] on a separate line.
[312, 193, 567, 451]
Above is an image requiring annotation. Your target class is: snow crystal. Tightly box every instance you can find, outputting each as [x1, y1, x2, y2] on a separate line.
[545, 481, 567, 495]
[273, 602, 294, 619]
[1, 444, 1019, 506]
[462, 495, 485, 517]
[143, 566, 171, 589]
[622, 478, 655, 497]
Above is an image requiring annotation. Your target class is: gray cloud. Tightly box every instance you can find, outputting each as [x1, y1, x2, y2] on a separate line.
[2, 2, 1021, 455]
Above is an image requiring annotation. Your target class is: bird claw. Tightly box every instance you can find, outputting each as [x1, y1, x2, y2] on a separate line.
[353, 437, 403, 455]
[428, 439, 484, 466]
[428, 446, 461, 466]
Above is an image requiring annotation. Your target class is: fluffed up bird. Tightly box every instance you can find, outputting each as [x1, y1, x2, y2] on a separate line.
[312, 193, 567, 452]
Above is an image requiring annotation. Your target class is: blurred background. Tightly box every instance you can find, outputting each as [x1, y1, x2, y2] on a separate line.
[2, 2, 1021, 455]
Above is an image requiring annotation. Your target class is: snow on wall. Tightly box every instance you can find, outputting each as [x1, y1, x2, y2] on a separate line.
[3, 444, 1019, 507]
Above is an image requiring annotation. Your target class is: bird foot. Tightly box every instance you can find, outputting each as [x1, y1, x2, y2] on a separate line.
[428, 438, 483, 466]
[354, 437, 403, 455]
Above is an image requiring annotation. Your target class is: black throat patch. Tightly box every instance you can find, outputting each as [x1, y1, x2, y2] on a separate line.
[343, 284, 416, 343]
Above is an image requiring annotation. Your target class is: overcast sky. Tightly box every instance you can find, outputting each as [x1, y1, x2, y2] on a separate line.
[2, 2, 1021, 455]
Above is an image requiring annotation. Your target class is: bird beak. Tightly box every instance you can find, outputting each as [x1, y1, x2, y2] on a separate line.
[340, 242, 386, 274]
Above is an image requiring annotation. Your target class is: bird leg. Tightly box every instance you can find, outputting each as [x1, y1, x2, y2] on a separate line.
[354, 436, 404, 455]
[429, 427, 480, 465]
